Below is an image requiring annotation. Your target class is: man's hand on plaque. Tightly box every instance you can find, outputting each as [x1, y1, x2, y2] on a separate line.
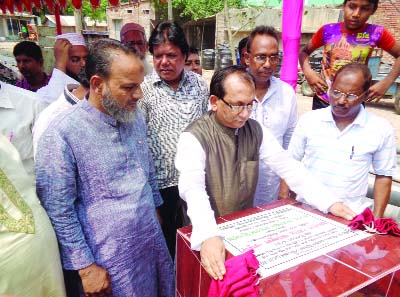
[200, 236, 226, 280]
[328, 202, 356, 220]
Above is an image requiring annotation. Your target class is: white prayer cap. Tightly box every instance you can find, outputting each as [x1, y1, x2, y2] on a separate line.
[56, 33, 87, 47]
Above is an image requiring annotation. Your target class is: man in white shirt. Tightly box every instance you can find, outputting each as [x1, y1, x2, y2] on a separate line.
[0, 81, 45, 178]
[245, 26, 298, 205]
[175, 65, 355, 281]
[36, 33, 88, 105]
[283, 63, 397, 219]
[33, 67, 89, 155]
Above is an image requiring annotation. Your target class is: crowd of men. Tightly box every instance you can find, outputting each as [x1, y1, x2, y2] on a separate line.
[0, 0, 399, 295]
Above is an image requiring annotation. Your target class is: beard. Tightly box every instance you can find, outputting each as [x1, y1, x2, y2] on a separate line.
[101, 90, 136, 123]
[66, 69, 80, 81]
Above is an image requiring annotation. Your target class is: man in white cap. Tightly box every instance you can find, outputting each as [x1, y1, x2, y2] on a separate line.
[36, 33, 88, 105]
[56, 32, 88, 81]
[120, 23, 152, 74]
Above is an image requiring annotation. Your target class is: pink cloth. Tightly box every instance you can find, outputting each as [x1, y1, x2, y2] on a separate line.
[280, 0, 304, 90]
[208, 249, 259, 297]
[348, 207, 400, 236]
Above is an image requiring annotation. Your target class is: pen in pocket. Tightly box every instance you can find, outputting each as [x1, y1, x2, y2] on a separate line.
[350, 146, 354, 160]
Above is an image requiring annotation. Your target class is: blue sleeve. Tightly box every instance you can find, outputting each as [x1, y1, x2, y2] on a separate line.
[35, 130, 95, 270]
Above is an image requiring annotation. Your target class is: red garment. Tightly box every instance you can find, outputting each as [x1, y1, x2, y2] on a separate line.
[348, 207, 400, 236]
[208, 249, 259, 297]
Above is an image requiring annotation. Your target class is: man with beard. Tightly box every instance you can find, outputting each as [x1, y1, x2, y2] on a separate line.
[282, 63, 397, 219]
[245, 26, 297, 205]
[36, 33, 88, 105]
[55, 33, 88, 82]
[35, 39, 174, 297]
[120, 22, 152, 74]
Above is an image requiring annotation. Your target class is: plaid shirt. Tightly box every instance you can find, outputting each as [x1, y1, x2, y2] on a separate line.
[139, 70, 209, 189]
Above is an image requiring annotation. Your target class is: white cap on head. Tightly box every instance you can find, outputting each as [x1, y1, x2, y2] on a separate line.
[56, 33, 86, 47]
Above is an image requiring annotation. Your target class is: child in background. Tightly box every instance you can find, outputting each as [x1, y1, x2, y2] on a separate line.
[299, 0, 400, 110]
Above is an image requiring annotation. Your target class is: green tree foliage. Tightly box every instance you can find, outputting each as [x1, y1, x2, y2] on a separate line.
[65, 0, 109, 25]
[172, 0, 242, 20]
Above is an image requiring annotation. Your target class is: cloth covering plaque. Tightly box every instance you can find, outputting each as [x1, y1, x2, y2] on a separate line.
[219, 205, 372, 278]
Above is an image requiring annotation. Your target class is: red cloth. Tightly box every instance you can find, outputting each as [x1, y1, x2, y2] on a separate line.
[348, 207, 400, 236]
[208, 249, 259, 297]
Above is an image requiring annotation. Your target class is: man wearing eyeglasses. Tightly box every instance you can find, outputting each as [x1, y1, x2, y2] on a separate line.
[176, 65, 356, 281]
[283, 63, 397, 221]
[245, 26, 298, 205]
[120, 22, 152, 74]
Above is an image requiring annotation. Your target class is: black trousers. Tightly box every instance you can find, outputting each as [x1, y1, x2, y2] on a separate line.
[158, 186, 190, 259]
[63, 269, 81, 297]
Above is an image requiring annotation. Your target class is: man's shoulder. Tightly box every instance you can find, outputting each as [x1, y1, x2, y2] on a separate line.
[1, 82, 44, 112]
[247, 117, 262, 127]
[45, 101, 82, 131]
[3, 82, 40, 102]
[363, 109, 394, 131]
[141, 71, 161, 95]
[184, 71, 208, 90]
[298, 107, 328, 124]
[36, 94, 71, 124]
[272, 78, 296, 95]
[185, 111, 210, 129]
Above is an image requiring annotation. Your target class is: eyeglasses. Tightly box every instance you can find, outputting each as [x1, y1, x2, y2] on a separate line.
[252, 54, 280, 65]
[329, 89, 365, 101]
[219, 97, 258, 113]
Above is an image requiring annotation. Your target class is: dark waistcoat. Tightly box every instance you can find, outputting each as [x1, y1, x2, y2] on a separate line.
[185, 111, 263, 216]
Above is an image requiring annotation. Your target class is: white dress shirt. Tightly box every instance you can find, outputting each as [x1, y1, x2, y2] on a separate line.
[288, 106, 397, 214]
[36, 68, 77, 105]
[176, 123, 341, 250]
[33, 84, 80, 155]
[250, 76, 298, 205]
[0, 82, 45, 178]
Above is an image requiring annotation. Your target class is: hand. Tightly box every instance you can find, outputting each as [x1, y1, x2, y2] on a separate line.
[79, 263, 112, 297]
[304, 70, 328, 95]
[54, 38, 71, 72]
[328, 202, 356, 220]
[365, 79, 392, 102]
[156, 208, 163, 225]
[278, 180, 290, 200]
[200, 236, 226, 280]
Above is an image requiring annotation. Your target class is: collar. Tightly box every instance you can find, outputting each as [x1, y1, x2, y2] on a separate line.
[16, 73, 51, 92]
[64, 84, 80, 105]
[149, 69, 188, 89]
[324, 105, 367, 127]
[340, 22, 369, 35]
[0, 83, 14, 109]
[258, 76, 278, 103]
[80, 98, 118, 127]
[210, 111, 241, 137]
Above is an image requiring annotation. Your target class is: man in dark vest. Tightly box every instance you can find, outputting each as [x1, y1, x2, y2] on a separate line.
[175, 65, 356, 280]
